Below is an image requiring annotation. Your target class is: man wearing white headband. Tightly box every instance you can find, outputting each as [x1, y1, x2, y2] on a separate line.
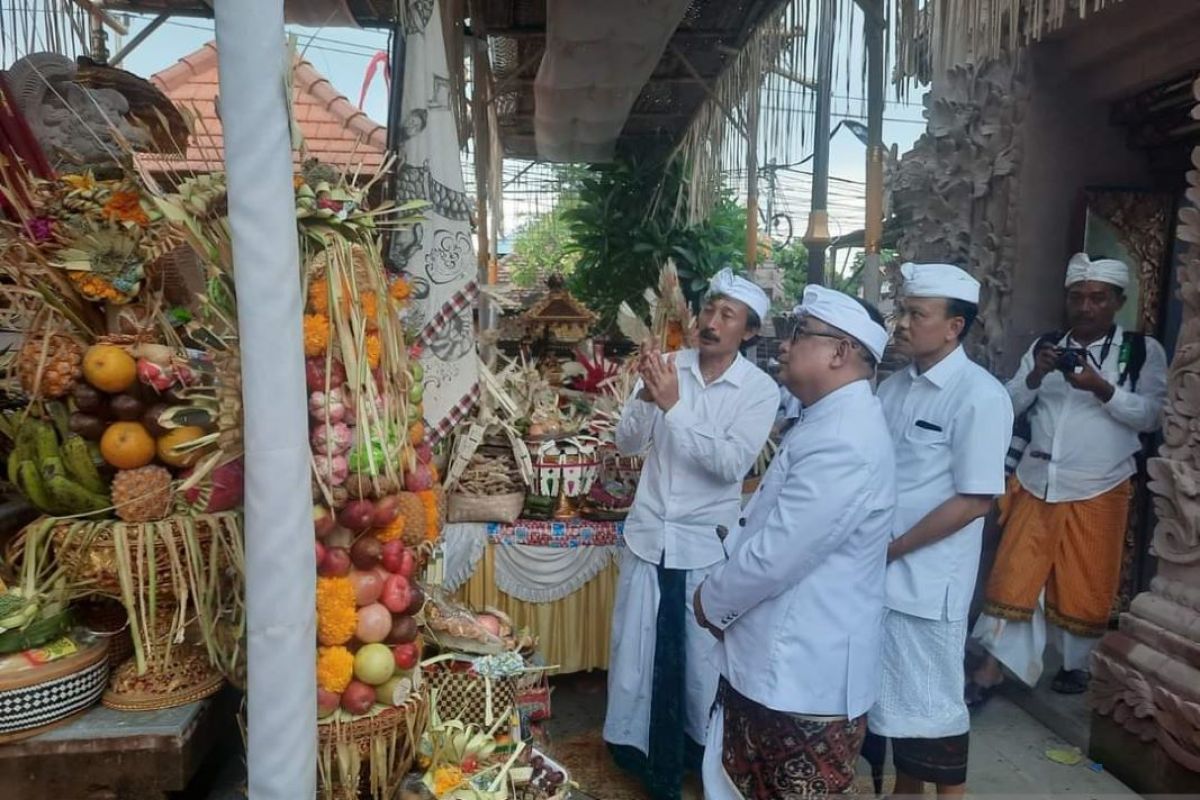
[867, 263, 1012, 797]
[695, 285, 896, 799]
[605, 267, 778, 799]
[970, 254, 1167, 701]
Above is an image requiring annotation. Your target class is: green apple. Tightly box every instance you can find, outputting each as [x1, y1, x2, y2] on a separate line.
[353, 642, 396, 686]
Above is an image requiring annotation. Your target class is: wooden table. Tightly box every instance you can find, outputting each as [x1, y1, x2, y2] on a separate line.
[0, 699, 223, 800]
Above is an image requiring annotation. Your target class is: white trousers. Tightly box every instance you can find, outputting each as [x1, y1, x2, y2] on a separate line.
[602, 548, 721, 753]
[973, 592, 1098, 686]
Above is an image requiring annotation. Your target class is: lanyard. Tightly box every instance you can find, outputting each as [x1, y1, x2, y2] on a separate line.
[1067, 326, 1116, 370]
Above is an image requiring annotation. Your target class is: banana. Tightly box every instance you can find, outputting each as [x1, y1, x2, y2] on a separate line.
[45, 475, 109, 516]
[62, 434, 108, 494]
[7, 451, 21, 487]
[17, 460, 58, 514]
[40, 454, 67, 483]
[30, 419, 60, 465]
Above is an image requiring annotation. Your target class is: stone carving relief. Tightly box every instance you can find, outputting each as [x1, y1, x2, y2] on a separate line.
[5, 53, 185, 172]
[1090, 75, 1200, 781]
[891, 57, 1027, 371]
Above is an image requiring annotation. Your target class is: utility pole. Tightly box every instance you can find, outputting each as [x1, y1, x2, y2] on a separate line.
[744, 79, 761, 271]
[861, 0, 885, 304]
[803, 0, 835, 287]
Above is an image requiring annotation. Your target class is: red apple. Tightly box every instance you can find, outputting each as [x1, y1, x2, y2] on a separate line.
[317, 687, 340, 718]
[339, 500, 376, 532]
[380, 574, 412, 614]
[315, 541, 327, 569]
[349, 569, 384, 606]
[341, 680, 375, 715]
[385, 615, 419, 645]
[415, 442, 433, 465]
[306, 357, 346, 392]
[372, 495, 401, 528]
[313, 504, 337, 538]
[318, 547, 351, 577]
[405, 584, 425, 616]
[392, 642, 419, 671]
[380, 540, 406, 574]
[350, 535, 382, 570]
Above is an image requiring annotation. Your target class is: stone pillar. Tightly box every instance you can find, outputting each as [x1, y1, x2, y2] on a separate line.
[1087, 75, 1200, 795]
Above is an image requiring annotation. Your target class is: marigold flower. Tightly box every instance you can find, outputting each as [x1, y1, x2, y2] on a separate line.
[308, 277, 329, 314]
[316, 645, 354, 693]
[432, 766, 464, 796]
[316, 576, 357, 646]
[304, 313, 330, 357]
[365, 333, 382, 369]
[102, 191, 150, 225]
[419, 489, 440, 542]
[389, 277, 411, 303]
[377, 513, 407, 544]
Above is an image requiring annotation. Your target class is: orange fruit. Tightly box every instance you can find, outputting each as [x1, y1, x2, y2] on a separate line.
[156, 426, 207, 468]
[100, 422, 156, 470]
[83, 344, 137, 393]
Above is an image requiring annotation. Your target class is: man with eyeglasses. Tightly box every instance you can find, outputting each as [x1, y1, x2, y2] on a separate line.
[694, 285, 895, 799]
[866, 263, 1011, 798]
[604, 268, 778, 800]
[970, 255, 1167, 699]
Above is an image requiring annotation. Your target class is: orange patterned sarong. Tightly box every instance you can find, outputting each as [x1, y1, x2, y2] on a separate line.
[983, 479, 1132, 638]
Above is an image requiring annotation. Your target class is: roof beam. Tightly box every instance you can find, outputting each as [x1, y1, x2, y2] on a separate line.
[486, 27, 733, 41]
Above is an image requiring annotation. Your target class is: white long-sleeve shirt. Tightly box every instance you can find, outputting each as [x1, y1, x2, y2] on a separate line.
[1009, 326, 1167, 503]
[700, 379, 897, 717]
[615, 348, 777, 570]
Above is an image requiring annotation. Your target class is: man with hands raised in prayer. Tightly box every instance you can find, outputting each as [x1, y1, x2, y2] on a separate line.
[603, 268, 778, 800]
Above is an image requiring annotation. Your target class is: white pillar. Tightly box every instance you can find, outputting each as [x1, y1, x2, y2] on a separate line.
[213, 2, 316, 797]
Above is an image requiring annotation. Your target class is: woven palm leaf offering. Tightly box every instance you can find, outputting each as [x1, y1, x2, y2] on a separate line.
[0, 159, 246, 712]
[296, 163, 440, 799]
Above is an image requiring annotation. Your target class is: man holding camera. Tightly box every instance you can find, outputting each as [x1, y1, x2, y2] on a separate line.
[969, 254, 1167, 698]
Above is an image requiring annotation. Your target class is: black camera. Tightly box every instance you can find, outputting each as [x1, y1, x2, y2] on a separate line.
[1056, 347, 1089, 374]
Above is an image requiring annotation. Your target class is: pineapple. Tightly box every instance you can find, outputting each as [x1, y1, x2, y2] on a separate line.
[112, 465, 173, 523]
[17, 334, 84, 398]
[397, 492, 426, 546]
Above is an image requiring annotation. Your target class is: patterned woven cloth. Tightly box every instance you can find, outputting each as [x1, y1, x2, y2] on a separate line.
[486, 519, 625, 548]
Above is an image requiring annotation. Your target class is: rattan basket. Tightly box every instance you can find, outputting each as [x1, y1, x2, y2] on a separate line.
[318, 693, 428, 800]
[51, 511, 240, 600]
[447, 491, 526, 524]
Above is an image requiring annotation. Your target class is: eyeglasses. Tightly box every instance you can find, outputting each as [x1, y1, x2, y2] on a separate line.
[790, 326, 850, 346]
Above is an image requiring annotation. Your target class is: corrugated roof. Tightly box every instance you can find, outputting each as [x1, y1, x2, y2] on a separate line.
[137, 41, 387, 174]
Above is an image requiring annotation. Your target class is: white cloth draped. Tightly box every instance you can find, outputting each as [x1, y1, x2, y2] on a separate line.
[441, 522, 620, 603]
[603, 548, 720, 754]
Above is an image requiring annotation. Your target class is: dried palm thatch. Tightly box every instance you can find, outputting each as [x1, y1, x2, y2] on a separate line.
[895, 0, 1128, 84]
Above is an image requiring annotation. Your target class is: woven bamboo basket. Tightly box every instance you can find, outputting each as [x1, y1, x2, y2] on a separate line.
[101, 613, 225, 711]
[422, 666, 519, 730]
[75, 598, 133, 666]
[51, 511, 240, 600]
[318, 692, 427, 800]
[447, 491, 526, 524]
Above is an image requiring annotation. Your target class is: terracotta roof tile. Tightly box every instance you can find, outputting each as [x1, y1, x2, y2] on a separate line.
[138, 40, 387, 175]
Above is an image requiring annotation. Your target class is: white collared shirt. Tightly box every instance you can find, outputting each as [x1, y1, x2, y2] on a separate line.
[1009, 327, 1167, 503]
[701, 380, 897, 717]
[877, 346, 1012, 621]
[615, 349, 777, 570]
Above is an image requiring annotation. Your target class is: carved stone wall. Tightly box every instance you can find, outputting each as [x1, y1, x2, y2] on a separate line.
[892, 58, 1028, 372]
[1089, 75, 1200, 786]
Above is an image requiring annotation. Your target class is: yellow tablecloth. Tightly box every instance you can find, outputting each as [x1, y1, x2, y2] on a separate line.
[456, 544, 618, 673]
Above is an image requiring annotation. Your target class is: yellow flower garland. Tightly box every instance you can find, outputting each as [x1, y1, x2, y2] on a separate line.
[418, 490, 439, 542]
[316, 576, 357, 646]
[307, 277, 329, 314]
[316, 645, 354, 693]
